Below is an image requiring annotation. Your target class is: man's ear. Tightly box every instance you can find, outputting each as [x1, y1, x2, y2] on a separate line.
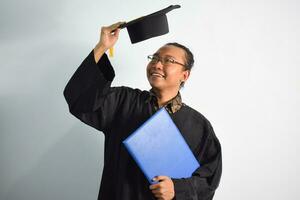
[182, 70, 190, 82]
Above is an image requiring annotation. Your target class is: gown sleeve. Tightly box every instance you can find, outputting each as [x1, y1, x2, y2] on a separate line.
[172, 121, 222, 200]
[63, 50, 128, 133]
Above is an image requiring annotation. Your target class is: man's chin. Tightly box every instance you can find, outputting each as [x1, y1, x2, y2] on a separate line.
[149, 82, 164, 91]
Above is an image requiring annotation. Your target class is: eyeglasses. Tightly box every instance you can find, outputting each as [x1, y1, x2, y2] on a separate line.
[147, 55, 186, 67]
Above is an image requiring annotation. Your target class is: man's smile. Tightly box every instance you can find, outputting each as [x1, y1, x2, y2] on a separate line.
[150, 72, 165, 78]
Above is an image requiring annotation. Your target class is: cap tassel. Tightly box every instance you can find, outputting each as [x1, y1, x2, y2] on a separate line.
[109, 47, 114, 57]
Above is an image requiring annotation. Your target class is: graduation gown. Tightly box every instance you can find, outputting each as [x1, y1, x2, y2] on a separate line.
[63, 51, 222, 200]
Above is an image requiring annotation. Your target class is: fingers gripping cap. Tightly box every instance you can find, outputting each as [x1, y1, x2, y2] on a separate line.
[119, 5, 181, 44]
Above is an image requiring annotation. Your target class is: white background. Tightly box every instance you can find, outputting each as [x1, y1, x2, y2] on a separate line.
[1, 0, 299, 199]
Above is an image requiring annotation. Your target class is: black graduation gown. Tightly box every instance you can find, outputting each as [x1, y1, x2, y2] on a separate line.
[63, 51, 222, 200]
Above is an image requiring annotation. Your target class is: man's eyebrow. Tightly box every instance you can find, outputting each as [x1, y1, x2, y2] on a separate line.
[164, 54, 176, 59]
[153, 53, 176, 59]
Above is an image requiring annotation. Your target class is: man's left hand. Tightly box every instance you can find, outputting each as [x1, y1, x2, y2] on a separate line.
[149, 176, 175, 200]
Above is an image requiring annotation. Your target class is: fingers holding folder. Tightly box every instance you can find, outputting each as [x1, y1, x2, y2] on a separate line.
[149, 176, 175, 200]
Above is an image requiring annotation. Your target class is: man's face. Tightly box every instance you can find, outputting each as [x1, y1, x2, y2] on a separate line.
[146, 45, 190, 92]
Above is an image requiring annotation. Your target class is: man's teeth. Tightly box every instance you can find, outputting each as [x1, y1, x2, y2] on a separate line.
[151, 73, 164, 77]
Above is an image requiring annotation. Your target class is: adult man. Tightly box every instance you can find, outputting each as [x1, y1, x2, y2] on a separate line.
[64, 22, 222, 200]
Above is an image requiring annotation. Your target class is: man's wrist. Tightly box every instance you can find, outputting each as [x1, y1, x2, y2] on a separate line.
[94, 44, 107, 63]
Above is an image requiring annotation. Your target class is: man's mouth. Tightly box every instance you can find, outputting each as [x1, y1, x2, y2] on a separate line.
[150, 72, 165, 78]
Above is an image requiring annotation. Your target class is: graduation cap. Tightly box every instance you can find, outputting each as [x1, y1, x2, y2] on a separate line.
[119, 5, 181, 44]
[108, 5, 180, 57]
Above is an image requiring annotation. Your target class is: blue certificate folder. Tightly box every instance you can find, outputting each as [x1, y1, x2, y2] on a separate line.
[123, 108, 200, 183]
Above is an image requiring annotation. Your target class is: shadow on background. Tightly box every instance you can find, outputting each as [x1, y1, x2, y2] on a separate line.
[5, 124, 104, 200]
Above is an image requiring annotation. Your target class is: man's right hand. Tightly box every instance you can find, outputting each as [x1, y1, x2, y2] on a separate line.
[94, 22, 124, 63]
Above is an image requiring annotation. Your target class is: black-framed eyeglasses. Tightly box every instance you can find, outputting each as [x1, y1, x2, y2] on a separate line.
[147, 55, 186, 67]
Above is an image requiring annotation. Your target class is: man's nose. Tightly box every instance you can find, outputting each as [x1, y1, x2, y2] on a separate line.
[152, 60, 164, 69]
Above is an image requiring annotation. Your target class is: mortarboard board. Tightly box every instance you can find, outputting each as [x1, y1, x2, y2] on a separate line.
[119, 5, 181, 44]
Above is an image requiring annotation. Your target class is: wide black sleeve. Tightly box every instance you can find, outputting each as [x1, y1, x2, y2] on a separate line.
[63, 50, 128, 133]
[172, 122, 222, 200]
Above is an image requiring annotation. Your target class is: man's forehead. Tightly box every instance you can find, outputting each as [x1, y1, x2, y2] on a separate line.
[155, 45, 185, 59]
